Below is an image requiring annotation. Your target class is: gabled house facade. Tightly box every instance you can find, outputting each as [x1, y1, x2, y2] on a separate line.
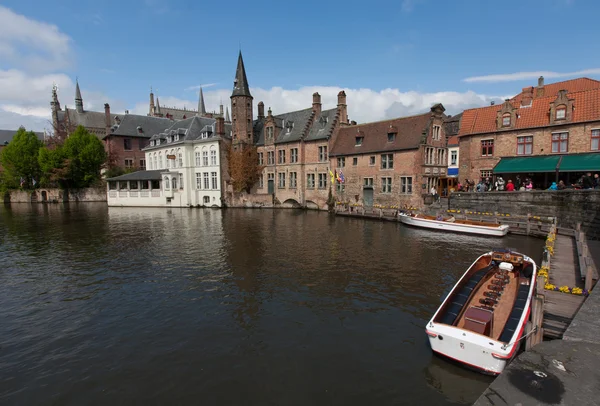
[458, 77, 600, 187]
[329, 104, 448, 209]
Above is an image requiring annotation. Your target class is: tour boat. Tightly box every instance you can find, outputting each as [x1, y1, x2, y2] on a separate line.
[398, 213, 509, 237]
[425, 250, 537, 375]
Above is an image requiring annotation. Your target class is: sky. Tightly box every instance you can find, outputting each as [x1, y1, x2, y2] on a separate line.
[1, 0, 600, 132]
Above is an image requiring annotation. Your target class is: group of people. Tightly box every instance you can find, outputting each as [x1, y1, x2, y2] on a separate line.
[455, 173, 600, 192]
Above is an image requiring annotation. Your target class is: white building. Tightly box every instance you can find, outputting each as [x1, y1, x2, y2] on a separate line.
[107, 116, 231, 207]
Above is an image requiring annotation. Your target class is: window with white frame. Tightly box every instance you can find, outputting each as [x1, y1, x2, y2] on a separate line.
[450, 150, 457, 165]
[552, 132, 568, 153]
[437, 149, 445, 165]
[258, 152, 264, 165]
[290, 148, 298, 163]
[203, 172, 209, 189]
[258, 174, 264, 188]
[369, 156, 375, 166]
[425, 147, 434, 165]
[164, 177, 170, 189]
[337, 157, 345, 167]
[203, 150, 209, 166]
[363, 177, 373, 187]
[353, 157, 358, 166]
[381, 177, 392, 193]
[502, 113, 511, 127]
[172, 176, 177, 190]
[196, 173, 202, 189]
[336, 182, 345, 192]
[267, 151, 275, 165]
[125, 158, 134, 168]
[481, 170, 493, 179]
[211, 172, 217, 189]
[178, 173, 183, 190]
[289, 172, 297, 188]
[178, 152, 183, 167]
[278, 150, 286, 164]
[210, 149, 217, 166]
[481, 139, 494, 156]
[556, 106, 566, 120]
[400, 177, 412, 194]
[195, 151, 201, 166]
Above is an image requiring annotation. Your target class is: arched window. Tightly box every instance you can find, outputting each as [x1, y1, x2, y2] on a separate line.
[195, 149, 201, 166]
[172, 176, 177, 190]
[502, 113, 511, 127]
[159, 153, 163, 169]
[202, 147, 208, 166]
[164, 177, 170, 189]
[178, 148, 183, 167]
[556, 105, 566, 120]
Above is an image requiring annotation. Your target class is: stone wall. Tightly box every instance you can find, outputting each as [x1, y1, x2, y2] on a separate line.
[448, 190, 600, 237]
[4, 188, 107, 203]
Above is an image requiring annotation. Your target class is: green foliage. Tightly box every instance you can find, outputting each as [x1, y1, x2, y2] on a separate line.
[0, 127, 43, 188]
[60, 126, 107, 188]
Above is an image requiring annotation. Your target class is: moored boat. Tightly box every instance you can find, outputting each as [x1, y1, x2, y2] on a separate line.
[425, 250, 537, 375]
[398, 213, 509, 237]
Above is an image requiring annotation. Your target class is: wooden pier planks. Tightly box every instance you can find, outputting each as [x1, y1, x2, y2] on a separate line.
[542, 290, 585, 339]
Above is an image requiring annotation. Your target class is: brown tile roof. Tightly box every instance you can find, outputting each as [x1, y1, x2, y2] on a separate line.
[330, 112, 431, 156]
[511, 77, 600, 105]
[459, 87, 600, 137]
[447, 135, 459, 146]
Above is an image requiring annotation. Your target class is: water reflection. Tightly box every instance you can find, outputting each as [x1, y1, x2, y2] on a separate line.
[0, 205, 544, 406]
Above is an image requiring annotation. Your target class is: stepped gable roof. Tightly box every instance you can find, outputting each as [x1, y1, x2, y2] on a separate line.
[254, 107, 337, 145]
[459, 87, 600, 136]
[330, 112, 432, 156]
[511, 77, 600, 105]
[0, 129, 44, 145]
[105, 114, 172, 139]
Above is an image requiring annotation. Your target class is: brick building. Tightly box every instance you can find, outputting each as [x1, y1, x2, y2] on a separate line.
[458, 77, 600, 187]
[329, 104, 448, 209]
[227, 51, 347, 209]
[103, 114, 173, 170]
[51, 81, 120, 140]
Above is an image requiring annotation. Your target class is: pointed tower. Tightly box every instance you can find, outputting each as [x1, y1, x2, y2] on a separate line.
[149, 87, 155, 116]
[197, 87, 206, 116]
[51, 83, 62, 137]
[230, 51, 253, 145]
[75, 79, 84, 113]
[225, 106, 231, 123]
[156, 97, 162, 117]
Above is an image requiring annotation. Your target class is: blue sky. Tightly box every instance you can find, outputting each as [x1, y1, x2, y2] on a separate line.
[1, 0, 599, 131]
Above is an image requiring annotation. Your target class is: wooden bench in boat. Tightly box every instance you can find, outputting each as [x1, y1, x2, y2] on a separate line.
[463, 307, 494, 336]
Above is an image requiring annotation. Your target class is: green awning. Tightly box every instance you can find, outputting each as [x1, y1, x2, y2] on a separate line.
[493, 155, 561, 174]
[557, 153, 600, 172]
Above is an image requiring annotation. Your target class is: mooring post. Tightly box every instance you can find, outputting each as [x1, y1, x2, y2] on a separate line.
[526, 214, 531, 236]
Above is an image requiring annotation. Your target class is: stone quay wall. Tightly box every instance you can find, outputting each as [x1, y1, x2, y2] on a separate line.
[448, 190, 600, 237]
[4, 188, 107, 203]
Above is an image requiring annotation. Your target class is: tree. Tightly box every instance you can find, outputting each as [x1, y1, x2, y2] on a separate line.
[0, 127, 43, 188]
[38, 126, 107, 189]
[225, 142, 264, 193]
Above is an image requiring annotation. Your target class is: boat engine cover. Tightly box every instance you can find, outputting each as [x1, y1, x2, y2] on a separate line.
[499, 262, 514, 272]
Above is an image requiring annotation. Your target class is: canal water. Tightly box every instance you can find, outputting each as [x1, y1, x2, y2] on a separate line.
[0, 204, 544, 405]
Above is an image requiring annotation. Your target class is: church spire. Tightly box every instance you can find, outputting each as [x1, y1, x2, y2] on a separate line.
[225, 106, 231, 122]
[75, 79, 84, 113]
[231, 51, 252, 98]
[197, 87, 206, 116]
[156, 97, 162, 116]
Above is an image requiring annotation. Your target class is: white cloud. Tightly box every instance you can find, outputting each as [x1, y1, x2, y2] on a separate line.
[464, 68, 600, 83]
[0, 5, 72, 71]
[184, 83, 219, 91]
[132, 86, 499, 124]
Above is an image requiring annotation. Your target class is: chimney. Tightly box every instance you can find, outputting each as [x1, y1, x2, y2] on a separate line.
[521, 86, 534, 106]
[258, 101, 265, 119]
[337, 91, 348, 125]
[268, 107, 272, 118]
[219, 104, 224, 116]
[104, 103, 111, 137]
[216, 116, 225, 136]
[312, 92, 322, 116]
[536, 76, 545, 97]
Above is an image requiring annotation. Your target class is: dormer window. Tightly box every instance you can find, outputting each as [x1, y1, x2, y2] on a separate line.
[319, 116, 328, 126]
[285, 120, 294, 133]
[202, 131, 209, 139]
[267, 127, 274, 140]
[156, 139, 161, 145]
[150, 140, 155, 146]
[556, 106, 566, 120]
[355, 137, 364, 146]
[174, 134, 179, 142]
[387, 133, 396, 142]
[167, 136, 172, 143]
[502, 113, 511, 127]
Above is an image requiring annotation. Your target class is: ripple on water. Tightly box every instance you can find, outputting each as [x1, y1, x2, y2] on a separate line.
[0, 204, 544, 406]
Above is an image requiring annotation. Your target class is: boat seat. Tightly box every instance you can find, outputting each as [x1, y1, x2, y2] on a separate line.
[498, 284, 531, 343]
[453, 293, 470, 306]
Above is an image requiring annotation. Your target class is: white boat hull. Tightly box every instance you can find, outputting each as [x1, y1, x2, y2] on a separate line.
[399, 214, 509, 237]
[425, 251, 537, 375]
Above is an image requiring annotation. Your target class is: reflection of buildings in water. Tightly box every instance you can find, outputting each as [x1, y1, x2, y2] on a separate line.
[423, 354, 492, 405]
